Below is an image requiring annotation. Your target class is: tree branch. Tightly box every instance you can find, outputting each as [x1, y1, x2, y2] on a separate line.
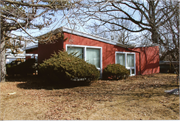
[1, 0, 54, 9]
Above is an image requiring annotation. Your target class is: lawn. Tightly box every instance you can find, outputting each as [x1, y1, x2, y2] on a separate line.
[0, 73, 179, 120]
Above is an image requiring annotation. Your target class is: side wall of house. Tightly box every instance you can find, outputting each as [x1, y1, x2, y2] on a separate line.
[63, 32, 137, 72]
[132, 46, 160, 75]
[37, 32, 159, 76]
[38, 39, 63, 63]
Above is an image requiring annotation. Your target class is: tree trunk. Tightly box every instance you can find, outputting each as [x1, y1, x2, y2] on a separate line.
[151, 29, 159, 44]
[0, 35, 6, 82]
[149, 0, 159, 44]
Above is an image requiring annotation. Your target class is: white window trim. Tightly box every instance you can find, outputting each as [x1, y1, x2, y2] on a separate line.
[66, 44, 103, 77]
[115, 51, 136, 76]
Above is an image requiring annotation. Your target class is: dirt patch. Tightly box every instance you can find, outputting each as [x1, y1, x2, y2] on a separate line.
[0, 73, 179, 120]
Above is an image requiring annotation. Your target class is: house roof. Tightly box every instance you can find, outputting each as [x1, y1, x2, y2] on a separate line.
[24, 27, 137, 50]
[62, 27, 134, 48]
[23, 45, 38, 50]
[133, 44, 159, 48]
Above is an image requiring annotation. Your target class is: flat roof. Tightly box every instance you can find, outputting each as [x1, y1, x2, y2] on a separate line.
[35, 27, 134, 48]
[62, 27, 134, 48]
[25, 27, 158, 50]
[23, 45, 38, 50]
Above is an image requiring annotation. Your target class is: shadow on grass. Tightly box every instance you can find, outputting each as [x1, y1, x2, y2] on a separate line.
[11, 75, 92, 90]
[6, 75, 35, 82]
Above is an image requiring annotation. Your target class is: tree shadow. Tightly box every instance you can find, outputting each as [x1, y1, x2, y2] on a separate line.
[6, 75, 38, 82]
[16, 76, 92, 90]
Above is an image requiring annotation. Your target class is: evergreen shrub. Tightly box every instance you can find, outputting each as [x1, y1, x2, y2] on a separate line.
[103, 64, 129, 80]
[6, 58, 36, 76]
[38, 51, 100, 82]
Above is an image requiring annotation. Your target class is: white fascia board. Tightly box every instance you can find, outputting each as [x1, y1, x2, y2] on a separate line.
[62, 27, 118, 46]
[131, 44, 159, 48]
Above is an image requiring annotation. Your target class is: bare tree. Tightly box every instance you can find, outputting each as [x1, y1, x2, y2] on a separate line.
[75, 0, 179, 74]
[158, 0, 179, 61]
[0, 0, 80, 82]
[158, 0, 179, 83]
[109, 20, 133, 45]
[87, 19, 134, 45]
[76, 0, 178, 46]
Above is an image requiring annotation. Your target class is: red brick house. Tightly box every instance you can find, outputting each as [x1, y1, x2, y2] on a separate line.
[25, 27, 160, 76]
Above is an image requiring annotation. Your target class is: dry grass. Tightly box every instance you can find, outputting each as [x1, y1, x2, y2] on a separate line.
[0, 73, 179, 120]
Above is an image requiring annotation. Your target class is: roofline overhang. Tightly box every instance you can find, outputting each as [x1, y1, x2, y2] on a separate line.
[25, 27, 156, 50]
[62, 27, 134, 48]
[23, 45, 38, 51]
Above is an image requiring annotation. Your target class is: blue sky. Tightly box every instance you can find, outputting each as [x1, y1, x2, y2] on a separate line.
[11, 1, 146, 47]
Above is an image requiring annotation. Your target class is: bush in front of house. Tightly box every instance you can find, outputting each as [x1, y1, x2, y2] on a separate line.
[103, 64, 129, 80]
[38, 51, 100, 83]
[6, 58, 36, 76]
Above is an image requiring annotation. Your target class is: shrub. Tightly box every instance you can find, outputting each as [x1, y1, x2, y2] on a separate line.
[103, 64, 129, 80]
[38, 51, 100, 82]
[6, 58, 36, 76]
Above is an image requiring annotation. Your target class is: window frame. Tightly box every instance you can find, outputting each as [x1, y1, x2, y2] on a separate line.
[66, 44, 102, 77]
[67, 46, 84, 59]
[115, 51, 136, 76]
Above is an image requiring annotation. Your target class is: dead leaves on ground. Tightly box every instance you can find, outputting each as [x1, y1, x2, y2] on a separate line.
[41, 74, 178, 120]
[0, 74, 179, 120]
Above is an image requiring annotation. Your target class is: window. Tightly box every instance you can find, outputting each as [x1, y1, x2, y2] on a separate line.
[66, 45, 102, 73]
[67, 47, 83, 59]
[116, 53, 125, 66]
[127, 54, 134, 67]
[86, 48, 100, 68]
[116, 52, 136, 76]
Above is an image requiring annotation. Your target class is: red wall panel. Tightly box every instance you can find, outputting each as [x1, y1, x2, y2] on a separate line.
[38, 39, 63, 63]
[63, 32, 135, 71]
[131, 46, 160, 75]
[26, 48, 38, 54]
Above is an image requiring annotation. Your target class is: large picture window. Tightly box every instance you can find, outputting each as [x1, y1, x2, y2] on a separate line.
[86, 48, 100, 68]
[67, 47, 83, 59]
[116, 52, 136, 76]
[66, 45, 102, 71]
